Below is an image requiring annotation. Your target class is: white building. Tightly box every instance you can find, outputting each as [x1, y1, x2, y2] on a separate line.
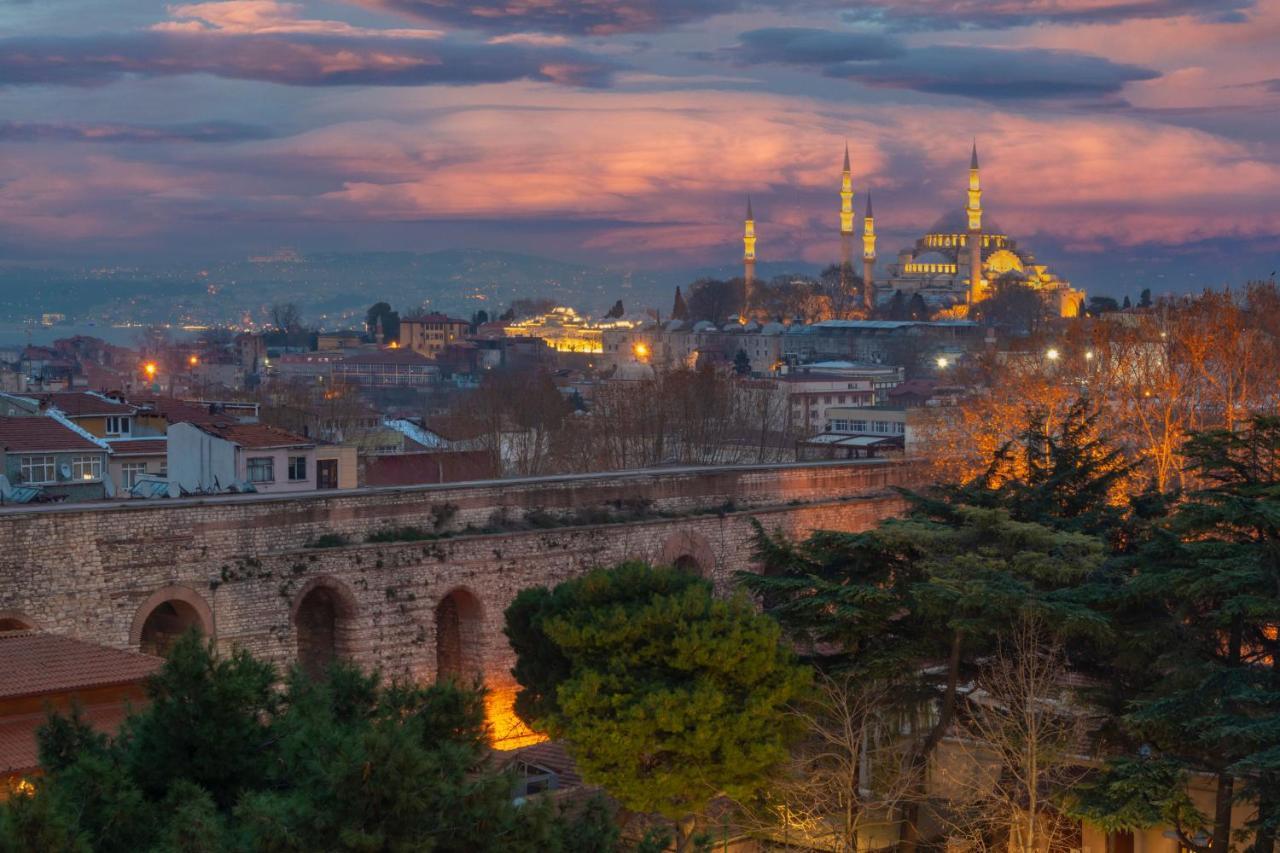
[168, 422, 316, 496]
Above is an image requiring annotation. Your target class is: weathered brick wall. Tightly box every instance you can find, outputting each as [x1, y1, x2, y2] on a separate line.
[0, 460, 914, 741]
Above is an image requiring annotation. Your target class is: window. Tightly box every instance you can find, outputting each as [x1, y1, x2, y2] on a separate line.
[288, 456, 307, 482]
[105, 416, 131, 436]
[71, 455, 103, 481]
[20, 455, 56, 484]
[851, 420, 867, 432]
[247, 457, 275, 483]
[121, 462, 147, 489]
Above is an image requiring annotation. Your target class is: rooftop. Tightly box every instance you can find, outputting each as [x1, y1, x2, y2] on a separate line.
[0, 630, 161, 702]
[105, 438, 168, 456]
[338, 348, 435, 366]
[190, 422, 313, 449]
[36, 391, 136, 418]
[0, 416, 105, 454]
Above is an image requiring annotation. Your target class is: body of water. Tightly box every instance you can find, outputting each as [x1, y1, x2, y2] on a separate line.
[0, 323, 196, 349]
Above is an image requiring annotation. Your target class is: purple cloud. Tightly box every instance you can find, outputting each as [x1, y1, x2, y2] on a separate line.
[0, 120, 272, 143]
[351, 0, 1254, 34]
[0, 32, 616, 88]
[841, 0, 1255, 30]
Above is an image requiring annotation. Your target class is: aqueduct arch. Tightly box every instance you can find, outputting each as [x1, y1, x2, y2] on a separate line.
[130, 586, 214, 657]
[0, 610, 39, 632]
[292, 577, 360, 679]
[660, 529, 716, 578]
[435, 587, 485, 685]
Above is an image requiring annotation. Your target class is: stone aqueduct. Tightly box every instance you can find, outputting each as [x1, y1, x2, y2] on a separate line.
[0, 460, 915, 743]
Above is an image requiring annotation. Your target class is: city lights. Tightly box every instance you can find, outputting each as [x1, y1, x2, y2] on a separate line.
[1046, 348, 1060, 361]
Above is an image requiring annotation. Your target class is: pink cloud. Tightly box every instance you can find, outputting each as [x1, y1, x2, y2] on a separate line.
[154, 0, 444, 38]
[1, 86, 1277, 263]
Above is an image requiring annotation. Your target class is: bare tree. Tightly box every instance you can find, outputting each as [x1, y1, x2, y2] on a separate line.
[743, 672, 919, 853]
[934, 620, 1090, 852]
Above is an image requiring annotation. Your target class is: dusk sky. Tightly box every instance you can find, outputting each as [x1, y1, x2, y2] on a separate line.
[1, 0, 1278, 293]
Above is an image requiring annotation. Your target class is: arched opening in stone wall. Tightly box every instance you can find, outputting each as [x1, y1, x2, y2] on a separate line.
[672, 554, 704, 576]
[138, 601, 205, 657]
[0, 611, 38, 632]
[294, 582, 357, 680]
[131, 587, 214, 658]
[435, 588, 484, 685]
[661, 530, 715, 580]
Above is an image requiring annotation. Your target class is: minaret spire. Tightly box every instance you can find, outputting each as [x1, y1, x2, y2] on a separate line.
[840, 142, 855, 290]
[743, 194, 757, 294]
[862, 190, 877, 312]
[966, 141, 984, 307]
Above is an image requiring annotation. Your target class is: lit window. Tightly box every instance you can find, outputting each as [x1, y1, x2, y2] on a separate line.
[247, 457, 275, 483]
[71, 455, 103, 481]
[121, 462, 147, 488]
[105, 416, 131, 436]
[20, 455, 56, 484]
[287, 456, 307, 482]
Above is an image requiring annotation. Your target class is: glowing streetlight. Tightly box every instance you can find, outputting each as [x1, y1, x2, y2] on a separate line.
[188, 354, 199, 367]
[1046, 348, 1061, 362]
[1084, 350, 1095, 362]
[143, 362, 158, 379]
[935, 356, 949, 369]
[633, 342, 650, 361]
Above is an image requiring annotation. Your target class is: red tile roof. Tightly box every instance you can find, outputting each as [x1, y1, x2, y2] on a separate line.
[133, 398, 239, 427]
[106, 438, 168, 457]
[0, 417, 105, 453]
[0, 631, 162, 702]
[403, 313, 469, 325]
[338, 348, 434, 366]
[193, 422, 313, 449]
[37, 391, 135, 417]
[0, 702, 134, 777]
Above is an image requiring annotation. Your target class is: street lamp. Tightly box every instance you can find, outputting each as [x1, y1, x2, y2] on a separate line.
[188, 354, 199, 367]
[1084, 350, 1095, 362]
[935, 356, 949, 369]
[143, 362, 158, 379]
[633, 342, 650, 361]
[1046, 348, 1060, 362]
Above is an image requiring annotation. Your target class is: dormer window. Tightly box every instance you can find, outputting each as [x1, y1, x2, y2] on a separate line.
[105, 415, 131, 436]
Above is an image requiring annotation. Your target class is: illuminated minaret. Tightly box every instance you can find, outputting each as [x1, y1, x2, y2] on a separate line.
[861, 191, 876, 311]
[839, 143, 855, 281]
[743, 195, 757, 289]
[966, 141, 984, 306]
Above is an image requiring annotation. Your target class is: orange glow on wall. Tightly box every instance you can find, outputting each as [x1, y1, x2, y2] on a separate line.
[485, 686, 547, 750]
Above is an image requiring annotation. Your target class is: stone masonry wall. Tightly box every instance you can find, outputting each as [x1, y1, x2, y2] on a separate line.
[0, 460, 915, 743]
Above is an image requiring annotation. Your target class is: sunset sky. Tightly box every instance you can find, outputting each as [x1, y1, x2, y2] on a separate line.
[1, 0, 1278, 292]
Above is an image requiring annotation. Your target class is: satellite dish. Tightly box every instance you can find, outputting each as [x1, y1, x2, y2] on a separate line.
[59, 463, 72, 480]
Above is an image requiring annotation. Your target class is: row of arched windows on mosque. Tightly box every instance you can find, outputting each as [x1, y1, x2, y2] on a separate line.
[923, 234, 1007, 249]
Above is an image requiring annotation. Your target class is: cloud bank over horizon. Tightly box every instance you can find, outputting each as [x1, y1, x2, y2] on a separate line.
[0, 0, 1277, 293]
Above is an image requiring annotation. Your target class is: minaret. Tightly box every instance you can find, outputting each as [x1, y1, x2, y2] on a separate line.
[743, 195, 757, 291]
[861, 191, 877, 312]
[966, 141, 984, 306]
[839, 143, 855, 284]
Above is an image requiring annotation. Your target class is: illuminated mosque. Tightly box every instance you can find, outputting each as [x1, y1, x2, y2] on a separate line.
[743, 143, 1086, 319]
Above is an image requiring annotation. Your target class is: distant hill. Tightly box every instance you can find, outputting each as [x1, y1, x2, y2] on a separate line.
[0, 250, 825, 327]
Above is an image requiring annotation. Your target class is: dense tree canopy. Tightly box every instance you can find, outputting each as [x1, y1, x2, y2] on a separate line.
[0, 633, 615, 853]
[506, 563, 810, 851]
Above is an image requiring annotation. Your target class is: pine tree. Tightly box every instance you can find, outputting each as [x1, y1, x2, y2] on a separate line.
[2, 633, 618, 852]
[507, 563, 810, 852]
[733, 349, 751, 375]
[1117, 417, 1280, 851]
